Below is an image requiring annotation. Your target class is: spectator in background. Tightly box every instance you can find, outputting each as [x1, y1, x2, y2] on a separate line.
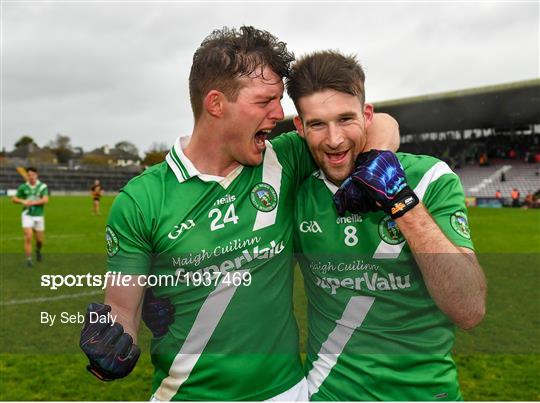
[511, 188, 520, 207]
[524, 191, 534, 209]
[479, 152, 488, 166]
[90, 179, 104, 215]
[495, 189, 502, 199]
[500, 172, 506, 182]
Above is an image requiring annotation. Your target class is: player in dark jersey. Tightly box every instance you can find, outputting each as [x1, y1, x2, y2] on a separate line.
[90, 179, 104, 215]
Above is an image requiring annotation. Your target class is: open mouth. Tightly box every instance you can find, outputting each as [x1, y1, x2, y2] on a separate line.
[325, 150, 349, 165]
[254, 129, 271, 151]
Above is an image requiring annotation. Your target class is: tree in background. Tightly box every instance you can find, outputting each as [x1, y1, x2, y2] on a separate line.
[48, 133, 73, 163]
[15, 136, 36, 148]
[142, 142, 168, 166]
[115, 141, 139, 157]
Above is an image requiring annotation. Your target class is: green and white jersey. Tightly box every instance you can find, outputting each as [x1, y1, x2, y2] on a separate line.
[294, 153, 474, 401]
[16, 180, 49, 216]
[106, 132, 314, 401]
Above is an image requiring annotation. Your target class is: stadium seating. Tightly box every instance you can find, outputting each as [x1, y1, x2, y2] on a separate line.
[0, 163, 142, 193]
[456, 162, 540, 198]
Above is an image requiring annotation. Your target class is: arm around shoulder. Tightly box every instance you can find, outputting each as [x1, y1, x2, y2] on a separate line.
[365, 113, 400, 153]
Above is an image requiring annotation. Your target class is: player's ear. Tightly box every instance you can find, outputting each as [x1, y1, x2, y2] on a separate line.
[204, 90, 225, 118]
[363, 103, 374, 128]
[293, 116, 305, 138]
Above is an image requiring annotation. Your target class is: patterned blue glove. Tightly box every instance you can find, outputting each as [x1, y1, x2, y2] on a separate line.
[334, 150, 419, 218]
[142, 288, 175, 338]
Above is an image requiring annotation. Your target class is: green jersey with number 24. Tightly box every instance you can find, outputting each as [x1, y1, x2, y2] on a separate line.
[294, 153, 474, 401]
[106, 132, 314, 401]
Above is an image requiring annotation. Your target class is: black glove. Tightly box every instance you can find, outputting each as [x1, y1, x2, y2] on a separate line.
[80, 303, 140, 381]
[334, 150, 419, 218]
[333, 176, 378, 216]
[142, 288, 175, 338]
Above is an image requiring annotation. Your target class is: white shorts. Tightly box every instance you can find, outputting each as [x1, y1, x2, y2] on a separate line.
[22, 214, 45, 231]
[266, 378, 308, 401]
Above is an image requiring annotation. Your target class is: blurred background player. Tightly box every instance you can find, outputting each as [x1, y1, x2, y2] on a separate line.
[90, 179, 104, 215]
[11, 167, 49, 267]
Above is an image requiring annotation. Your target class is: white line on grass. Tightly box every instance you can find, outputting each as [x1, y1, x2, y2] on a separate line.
[1, 290, 103, 306]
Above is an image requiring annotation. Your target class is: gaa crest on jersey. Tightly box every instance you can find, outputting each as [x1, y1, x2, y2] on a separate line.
[450, 211, 471, 239]
[250, 182, 278, 212]
[105, 226, 119, 257]
[378, 216, 404, 245]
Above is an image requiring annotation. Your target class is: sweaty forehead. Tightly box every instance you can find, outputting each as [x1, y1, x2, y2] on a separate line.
[239, 74, 284, 98]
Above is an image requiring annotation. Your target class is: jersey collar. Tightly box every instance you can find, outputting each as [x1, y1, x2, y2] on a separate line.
[26, 180, 41, 189]
[314, 169, 340, 195]
[166, 135, 243, 188]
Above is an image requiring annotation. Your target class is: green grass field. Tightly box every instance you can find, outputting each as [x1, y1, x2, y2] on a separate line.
[1, 196, 539, 400]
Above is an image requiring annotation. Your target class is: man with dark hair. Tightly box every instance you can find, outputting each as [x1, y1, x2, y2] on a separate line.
[288, 51, 487, 400]
[80, 28, 398, 401]
[12, 167, 49, 267]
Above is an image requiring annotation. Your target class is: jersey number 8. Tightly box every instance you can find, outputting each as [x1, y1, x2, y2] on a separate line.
[344, 225, 358, 247]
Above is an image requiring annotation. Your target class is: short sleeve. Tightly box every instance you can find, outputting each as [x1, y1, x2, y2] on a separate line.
[16, 185, 25, 198]
[270, 131, 316, 187]
[423, 173, 475, 250]
[40, 185, 49, 197]
[106, 191, 152, 274]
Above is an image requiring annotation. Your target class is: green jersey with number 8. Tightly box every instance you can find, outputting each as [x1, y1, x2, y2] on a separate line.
[294, 153, 474, 401]
[106, 132, 314, 401]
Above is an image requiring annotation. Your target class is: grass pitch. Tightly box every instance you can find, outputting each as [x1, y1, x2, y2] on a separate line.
[1, 196, 539, 400]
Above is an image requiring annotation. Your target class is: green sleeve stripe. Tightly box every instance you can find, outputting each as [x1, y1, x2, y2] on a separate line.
[372, 161, 454, 259]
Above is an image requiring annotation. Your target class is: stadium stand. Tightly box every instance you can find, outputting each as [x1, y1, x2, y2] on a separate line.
[458, 162, 539, 198]
[271, 79, 540, 202]
[3, 80, 539, 201]
[0, 162, 141, 193]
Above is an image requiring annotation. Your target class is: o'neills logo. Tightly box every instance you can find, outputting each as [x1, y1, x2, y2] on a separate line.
[250, 182, 278, 212]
